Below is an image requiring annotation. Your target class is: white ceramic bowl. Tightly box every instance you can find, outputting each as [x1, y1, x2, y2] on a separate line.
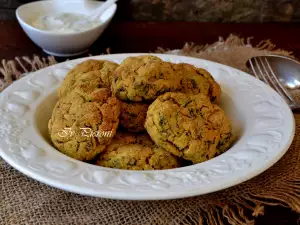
[0, 54, 295, 200]
[16, 0, 117, 57]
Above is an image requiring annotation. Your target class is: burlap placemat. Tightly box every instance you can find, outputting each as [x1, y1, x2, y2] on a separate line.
[1, 35, 299, 225]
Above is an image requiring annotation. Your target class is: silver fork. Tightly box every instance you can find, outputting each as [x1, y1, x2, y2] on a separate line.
[247, 55, 300, 110]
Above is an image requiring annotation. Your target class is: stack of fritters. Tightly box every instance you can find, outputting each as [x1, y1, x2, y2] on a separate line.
[49, 55, 234, 170]
[49, 60, 120, 161]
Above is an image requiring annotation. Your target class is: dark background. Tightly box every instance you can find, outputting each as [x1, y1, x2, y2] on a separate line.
[1, 0, 300, 22]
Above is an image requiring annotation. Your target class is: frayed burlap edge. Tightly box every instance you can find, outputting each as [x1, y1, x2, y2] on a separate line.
[0, 49, 113, 92]
[0, 34, 293, 92]
[0, 35, 293, 91]
[156, 34, 294, 73]
[0, 34, 299, 225]
[0, 55, 56, 91]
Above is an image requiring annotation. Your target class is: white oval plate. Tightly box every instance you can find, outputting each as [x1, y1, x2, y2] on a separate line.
[0, 54, 295, 200]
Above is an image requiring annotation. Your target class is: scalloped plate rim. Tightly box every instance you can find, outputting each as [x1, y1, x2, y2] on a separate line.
[0, 53, 295, 200]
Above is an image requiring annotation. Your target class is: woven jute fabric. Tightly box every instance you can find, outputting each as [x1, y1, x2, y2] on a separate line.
[1, 35, 299, 225]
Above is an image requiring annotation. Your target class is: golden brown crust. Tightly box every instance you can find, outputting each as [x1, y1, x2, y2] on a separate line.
[104, 131, 155, 146]
[58, 59, 119, 98]
[119, 101, 149, 132]
[111, 55, 220, 102]
[111, 55, 182, 101]
[49, 56, 224, 169]
[48, 88, 120, 161]
[172, 63, 221, 102]
[96, 132, 180, 170]
[144, 92, 233, 164]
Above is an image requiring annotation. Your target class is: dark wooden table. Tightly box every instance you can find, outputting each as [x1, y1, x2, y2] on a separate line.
[1, 20, 300, 225]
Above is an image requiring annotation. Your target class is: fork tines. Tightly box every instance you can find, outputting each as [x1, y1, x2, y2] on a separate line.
[248, 56, 295, 107]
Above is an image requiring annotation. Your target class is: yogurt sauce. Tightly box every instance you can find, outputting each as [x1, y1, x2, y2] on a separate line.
[31, 12, 101, 33]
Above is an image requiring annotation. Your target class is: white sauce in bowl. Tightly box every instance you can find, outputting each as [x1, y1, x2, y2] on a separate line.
[31, 13, 101, 33]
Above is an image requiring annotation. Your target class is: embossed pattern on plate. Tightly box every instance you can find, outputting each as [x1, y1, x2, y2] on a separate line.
[0, 54, 295, 200]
